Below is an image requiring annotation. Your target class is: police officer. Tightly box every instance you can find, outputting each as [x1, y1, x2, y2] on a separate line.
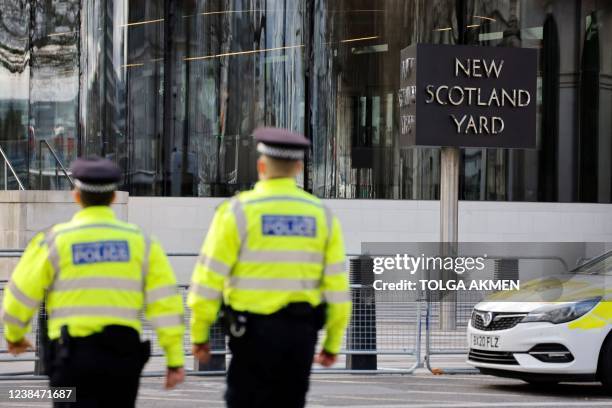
[1, 157, 185, 407]
[188, 128, 351, 408]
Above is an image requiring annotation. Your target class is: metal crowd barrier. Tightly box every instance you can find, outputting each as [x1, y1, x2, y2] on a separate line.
[0, 249, 573, 380]
[0, 252, 423, 379]
[424, 290, 483, 375]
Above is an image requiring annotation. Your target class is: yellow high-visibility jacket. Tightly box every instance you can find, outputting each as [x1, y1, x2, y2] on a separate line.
[188, 178, 351, 354]
[0, 206, 185, 367]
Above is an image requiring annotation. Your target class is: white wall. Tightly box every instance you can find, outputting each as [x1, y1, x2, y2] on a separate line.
[3, 193, 609, 282]
[129, 197, 612, 282]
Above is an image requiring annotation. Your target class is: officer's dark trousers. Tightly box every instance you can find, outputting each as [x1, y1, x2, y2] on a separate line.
[225, 310, 319, 408]
[48, 326, 148, 408]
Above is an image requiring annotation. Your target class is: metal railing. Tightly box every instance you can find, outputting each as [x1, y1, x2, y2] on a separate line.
[0, 252, 423, 379]
[38, 140, 74, 188]
[0, 250, 586, 379]
[0, 145, 25, 190]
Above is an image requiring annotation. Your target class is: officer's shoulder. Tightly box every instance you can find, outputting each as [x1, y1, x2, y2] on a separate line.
[43, 221, 71, 238]
[298, 191, 338, 223]
[31, 231, 49, 248]
[215, 190, 252, 211]
[33, 222, 68, 247]
[104, 218, 147, 240]
[119, 220, 146, 235]
[235, 188, 257, 202]
[296, 189, 326, 209]
[214, 198, 232, 212]
[118, 222, 158, 248]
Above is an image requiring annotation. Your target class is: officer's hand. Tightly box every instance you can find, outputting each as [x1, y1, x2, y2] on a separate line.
[7, 338, 33, 356]
[315, 350, 337, 367]
[192, 343, 211, 364]
[165, 367, 185, 389]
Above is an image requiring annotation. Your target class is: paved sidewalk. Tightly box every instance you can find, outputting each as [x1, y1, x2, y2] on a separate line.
[0, 373, 611, 408]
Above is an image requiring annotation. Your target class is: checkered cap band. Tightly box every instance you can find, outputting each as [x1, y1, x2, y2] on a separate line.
[256, 143, 305, 160]
[75, 179, 117, 193]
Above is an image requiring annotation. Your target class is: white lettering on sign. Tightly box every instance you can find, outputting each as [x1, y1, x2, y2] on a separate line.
[420, 57, 530, 136]
[451, 114, 504, 134]
[455, 58, 504, 78]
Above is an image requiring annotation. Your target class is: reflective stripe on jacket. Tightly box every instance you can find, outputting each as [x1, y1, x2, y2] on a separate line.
[0, 206, 185, 367]
[187, 178, 351, 354]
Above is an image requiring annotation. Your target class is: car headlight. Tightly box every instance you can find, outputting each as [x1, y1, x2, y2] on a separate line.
[521, 297, 601, 324]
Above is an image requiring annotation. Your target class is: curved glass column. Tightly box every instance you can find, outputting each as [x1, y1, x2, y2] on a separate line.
[310, 1, 438, 199]
[30, 0, 80, 189]
[181, 1, 306, 197]
[123, 0, 164, 195]
[81, 0, 129, 167]
[119, 0, 307, 196]
[0, 0, 79, 190]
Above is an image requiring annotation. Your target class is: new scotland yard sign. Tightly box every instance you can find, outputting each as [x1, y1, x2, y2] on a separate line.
[399, 44, 537, 148]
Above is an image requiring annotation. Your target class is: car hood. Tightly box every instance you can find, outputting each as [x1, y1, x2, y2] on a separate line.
[475, 301, 557, 313]
[475, 274, 609, 313]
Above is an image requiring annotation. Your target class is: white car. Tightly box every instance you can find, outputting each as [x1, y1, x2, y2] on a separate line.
[467, 251, 612, 386]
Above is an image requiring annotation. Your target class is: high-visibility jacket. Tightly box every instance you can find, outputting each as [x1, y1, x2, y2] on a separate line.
[0, 206, 185, 367]
[188, 178, 351, 354]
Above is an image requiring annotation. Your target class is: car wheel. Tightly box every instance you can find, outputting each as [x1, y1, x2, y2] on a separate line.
[598, 333, 612, 389]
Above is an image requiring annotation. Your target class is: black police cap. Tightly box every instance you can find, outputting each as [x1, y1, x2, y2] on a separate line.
[253, 127, 310, 160]
[70, 157, 121, 193]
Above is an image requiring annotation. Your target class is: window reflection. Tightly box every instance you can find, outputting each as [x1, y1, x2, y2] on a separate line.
[309, 0, 611, 202]
[124, 0, 164, 195]
[311, 1, 421, 199]
[0, 0, 29, 189]
[119, 1, 306, 196]
[80, 0, 129, 188]
[0, 0, 610, 203]
[0, 0, 79, 190]
[30, 0, 79, 189]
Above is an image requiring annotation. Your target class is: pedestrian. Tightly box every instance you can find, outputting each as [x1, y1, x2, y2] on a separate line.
[188, 127, 351, 408]
[1, 157, 185, 407]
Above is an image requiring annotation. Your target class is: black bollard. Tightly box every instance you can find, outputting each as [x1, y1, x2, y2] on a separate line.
[346, 256, 377, 370]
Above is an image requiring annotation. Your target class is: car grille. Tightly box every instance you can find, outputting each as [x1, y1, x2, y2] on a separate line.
[471, 311, 526, 331]
[468, 349, 519, 365]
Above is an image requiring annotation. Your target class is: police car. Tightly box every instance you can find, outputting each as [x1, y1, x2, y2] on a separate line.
[467, 250, 612, 387]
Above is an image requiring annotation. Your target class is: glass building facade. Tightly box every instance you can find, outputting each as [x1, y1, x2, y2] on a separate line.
[0, 0, 610, 203]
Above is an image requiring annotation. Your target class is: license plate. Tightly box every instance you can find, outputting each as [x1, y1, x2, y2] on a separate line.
[471, 334, 500, 349]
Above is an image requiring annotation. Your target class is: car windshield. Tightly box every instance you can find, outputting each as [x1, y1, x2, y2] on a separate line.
[574, 252, 612, 275]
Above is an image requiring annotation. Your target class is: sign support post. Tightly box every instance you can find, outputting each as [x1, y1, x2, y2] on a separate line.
[439, 146, 460, 330]
[399, 43, 537, 331]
